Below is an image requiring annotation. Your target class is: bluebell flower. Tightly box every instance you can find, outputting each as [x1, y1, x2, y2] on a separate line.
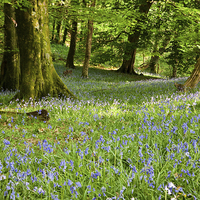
[68, 179, 73, 186]
[91, 170, 101, 179]
[165, 182, 176, 195]
[87, 185, 91, 189]
[76, 182, 82, 187]
[3, 139, 10, 145]
[0, 174, 6, 180]
[51, 193, 59, 200]
[48, 172, 54, 181]
[101, 186, 106, 192]
[85, 147, 89, 155]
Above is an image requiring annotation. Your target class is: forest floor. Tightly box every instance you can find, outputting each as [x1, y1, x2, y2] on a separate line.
[0, 62, 200, 199]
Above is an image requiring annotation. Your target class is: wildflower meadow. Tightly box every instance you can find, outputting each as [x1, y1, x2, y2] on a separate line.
[0, 65, 200, 200]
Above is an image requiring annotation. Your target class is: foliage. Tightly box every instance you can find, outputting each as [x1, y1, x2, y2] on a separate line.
[51, 43, 69, 61]
[1, 0, 200, 77]
[165, 40, 196, 77]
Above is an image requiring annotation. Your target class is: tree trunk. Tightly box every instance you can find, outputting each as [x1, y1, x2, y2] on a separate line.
[149, 35, 171, 74]
[172, 65, 177, 78]
[62, 26, 68, 45]
[149, 56, 159, 74]
[79, 21, 85, 42]
[55, 20, 62, 44]
[13, 0, 76, 100]
[51, 20, 56, 41]
[175, 58, 200, 91]
[65, 21, 77, 69]
[0, 3, 20, 90]
[82, 20, 93, 78]
[117, 28, 139, 74]
[117, 1, 152, 74]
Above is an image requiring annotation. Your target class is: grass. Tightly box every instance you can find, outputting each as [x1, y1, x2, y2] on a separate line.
[0, 62, 200, 200]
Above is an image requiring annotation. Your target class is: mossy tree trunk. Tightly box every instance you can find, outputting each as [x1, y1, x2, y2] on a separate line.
[0, 3, 20, 90]
[138, 34, 171, 74]
[13, 0, 76, 100]
[149, 56, 159, 74]
[65, 21, 77, 69]
[117, 1, 152, 74]
[55, 20, 62, 44]
[175, 58, 200, 91]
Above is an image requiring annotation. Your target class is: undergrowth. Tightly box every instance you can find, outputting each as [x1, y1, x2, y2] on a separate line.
[0, 62, 200, 200]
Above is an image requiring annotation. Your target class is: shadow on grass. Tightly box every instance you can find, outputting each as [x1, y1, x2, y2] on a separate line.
[54, 60, 163, 83]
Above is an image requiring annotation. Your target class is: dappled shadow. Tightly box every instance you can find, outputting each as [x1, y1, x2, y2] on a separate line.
[54, 61, 162, 83]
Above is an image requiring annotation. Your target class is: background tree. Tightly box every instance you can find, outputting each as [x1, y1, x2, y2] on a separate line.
[55, 19, 63, 44]
[117, 0, 152, 74]
[65, 20, 77, 68]
[51, 19, 56, 41]
[82, 0, 95, 78]
[62, 24, 68, 45]
[175, 57, 200, 91]
[1, 0, 200, 96]
[0, 2, 20, 90]
[49, 0, 67, 44]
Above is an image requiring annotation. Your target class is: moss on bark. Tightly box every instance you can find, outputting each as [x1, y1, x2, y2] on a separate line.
[175, 58, 200, 91]
[12, 0, 76, 100]
[0, 3, 20, 90]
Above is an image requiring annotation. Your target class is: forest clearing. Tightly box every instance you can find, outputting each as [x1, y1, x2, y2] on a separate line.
[0, 0, 200, 199]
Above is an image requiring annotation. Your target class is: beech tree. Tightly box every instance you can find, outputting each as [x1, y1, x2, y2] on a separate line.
[82, 0, 95, 78]
[117, 0, 152, 74]
[0, 3, 20, 90]
[65, 20, 77, 69]
[1, 0, 76, 100]
[2, 0, 199, 98]
[175, 58, 200, 91]
[139, 34, 171, 74]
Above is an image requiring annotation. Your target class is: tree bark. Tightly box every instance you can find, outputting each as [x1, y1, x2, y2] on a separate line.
[51, 20, 56, 41]
[65, 21, 77, 69]
[138, 34, 171, 73]
[149, 56, 159, 74]
[117, 1, 152, 74]
[55, 20, 62, 44]
[0, 3, 20, 90]
[82, 20, 94, 78]
[175, 58, 200, 91]
[117, 33, 138, 74]
[62, 26, 68, 45]
[172, 65, 177, 78]
[149, 35, 171, 74]
[12, 0, 76, 100]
